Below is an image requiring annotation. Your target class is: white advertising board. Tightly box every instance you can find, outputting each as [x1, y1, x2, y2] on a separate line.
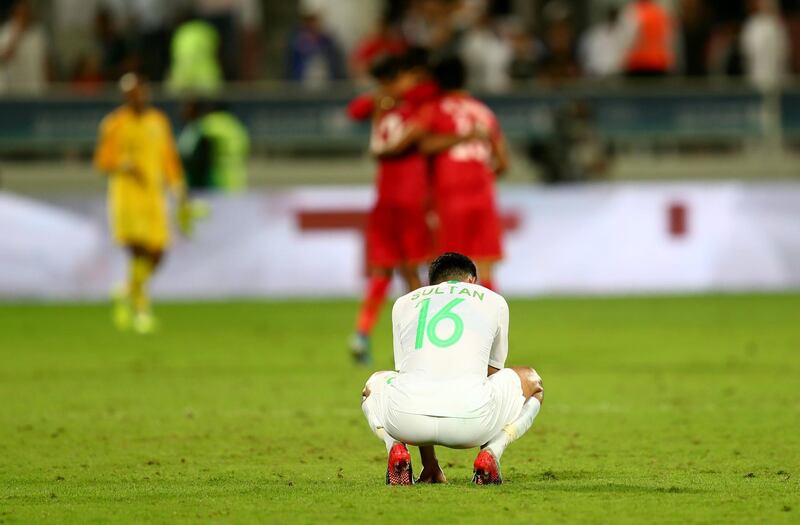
[1, 182, 799, 299]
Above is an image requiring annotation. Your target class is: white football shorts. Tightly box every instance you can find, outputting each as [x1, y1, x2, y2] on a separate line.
[362, 368, 525, 449]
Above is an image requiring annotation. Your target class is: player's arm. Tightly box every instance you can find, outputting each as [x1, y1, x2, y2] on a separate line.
[372, 102, 433, 158]
[487, 298, 510, 376]
[491, 132, 510, 176]
[417, 445, 446, 483]
[419, 126, 488, 155]
[347, 93, 375, 121]
[371, 122, 426, 158]
[419, 133, 468, 155]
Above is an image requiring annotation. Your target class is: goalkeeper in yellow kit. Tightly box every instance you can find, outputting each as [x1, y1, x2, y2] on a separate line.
[94, 73, 192, 333]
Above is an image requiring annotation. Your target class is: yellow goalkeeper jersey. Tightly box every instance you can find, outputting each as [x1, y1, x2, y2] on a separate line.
[94, 106, 184, 251]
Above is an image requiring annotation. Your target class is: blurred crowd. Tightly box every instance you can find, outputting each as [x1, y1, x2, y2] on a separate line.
[346, 0, 800, 93]
[1, 0, 800, 95]
[0, 0, 263, 94]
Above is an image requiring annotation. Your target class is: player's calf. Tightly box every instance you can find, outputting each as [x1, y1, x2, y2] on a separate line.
[362, 372, 416, 485]
[474, 367, 544, 485]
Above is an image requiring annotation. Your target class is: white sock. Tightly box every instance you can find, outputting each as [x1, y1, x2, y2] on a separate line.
[362, 398, 397, 453]
[485, 397, 541, 460]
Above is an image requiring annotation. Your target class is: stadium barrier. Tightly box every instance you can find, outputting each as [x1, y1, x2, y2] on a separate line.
[1, 83, 794, 153]
[1, 181, 799, 300]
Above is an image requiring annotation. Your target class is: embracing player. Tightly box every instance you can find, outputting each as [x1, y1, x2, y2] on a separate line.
[347, 51, 439, 364]
[94, 73, 191, 333]
[361, 252, 543, 484]
[421, 57, 509, 291]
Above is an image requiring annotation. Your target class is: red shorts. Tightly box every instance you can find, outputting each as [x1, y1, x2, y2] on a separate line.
[435, 199, 502, 261]
[366, 201, 431, 268]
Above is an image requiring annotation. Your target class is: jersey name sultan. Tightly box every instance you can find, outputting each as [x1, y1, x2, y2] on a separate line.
[388, 282, 509, 418]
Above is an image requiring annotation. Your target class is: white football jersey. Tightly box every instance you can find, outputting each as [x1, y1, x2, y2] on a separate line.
[387, 281, 509, 418]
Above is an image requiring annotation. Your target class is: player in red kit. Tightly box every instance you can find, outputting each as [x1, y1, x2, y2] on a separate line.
[420, 56, 509, 291]
[347, 52, 439, 364]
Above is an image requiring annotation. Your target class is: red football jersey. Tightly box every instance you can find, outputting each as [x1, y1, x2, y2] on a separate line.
[370, 104, 428, 206]
[425, 93, 502, 201]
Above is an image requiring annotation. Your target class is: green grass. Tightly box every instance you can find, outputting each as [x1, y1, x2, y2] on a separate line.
[1, 294, 798, 524]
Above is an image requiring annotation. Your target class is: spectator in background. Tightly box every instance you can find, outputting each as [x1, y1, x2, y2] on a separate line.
[707, 21, 745, 77]
[286, 4, 345, 89]
[51, 0, 101, 79]
[786, 8, 800, 74]
[528, 100, 613, 184]
[507, 21, 540, 82]
[71, 52, 104, 94]
[402, 0, 462, 54]
[178, 100, 213, 191]
[579, 6, 623, 77]
[167, 13, 223, 95]
[402, 0, 441, 46]
[236, 0, 264, 81]
[537, 1, 580, 82]
[741, 0, 789, 92]
[350, 12, 407, 84]
[460, 8, 512, 93]
[619, 0, 675, 77]
[196, 102, 250, 192]
[0, 0, 14, 23]
[178, 100, 250, 193]
[127, 0, 175, 82]
[93, 7, 129, 82]
[678, 0, 711, 76]
[0, 0, 47, 94]
[194, 0, 250, 81]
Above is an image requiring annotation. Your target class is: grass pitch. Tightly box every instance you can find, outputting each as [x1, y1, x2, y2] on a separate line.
[1, 294, 798, 524]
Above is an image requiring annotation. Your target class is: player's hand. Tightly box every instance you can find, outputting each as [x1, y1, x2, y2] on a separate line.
[468, 124, 490, 141]
[177, 198, 195, 238]
[177, 198, 211, 239]
[417, 466, 447, 484]
[376, 95, 396, 113]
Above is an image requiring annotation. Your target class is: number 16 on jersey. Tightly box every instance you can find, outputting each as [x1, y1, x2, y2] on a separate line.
[415, 298, 465, 349]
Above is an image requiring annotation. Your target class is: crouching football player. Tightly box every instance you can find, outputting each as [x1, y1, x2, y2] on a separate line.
[360, 252, 543, 484]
